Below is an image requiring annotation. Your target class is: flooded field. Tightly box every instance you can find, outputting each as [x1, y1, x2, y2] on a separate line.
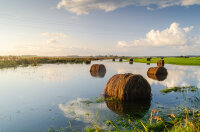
[0, 60, 200, 132]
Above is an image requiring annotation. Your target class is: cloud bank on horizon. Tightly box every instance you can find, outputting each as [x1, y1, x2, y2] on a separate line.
[118, 22, 194, 47]
[57, 0, 200, 15]
[118, 22, 200, 52]
[5, 22, 200, 56]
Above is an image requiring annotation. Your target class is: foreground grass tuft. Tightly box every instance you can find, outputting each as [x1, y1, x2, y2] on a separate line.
[50, 108, 200, 132]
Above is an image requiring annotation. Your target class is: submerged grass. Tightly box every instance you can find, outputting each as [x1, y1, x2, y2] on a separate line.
[80, 96, 119, 105]
[88, 109, 200, 132]
[50, 108, 200, 132]
[132, 57, 200, 66]
[0, 56, 110, 68]
[161, 86, 198, 94]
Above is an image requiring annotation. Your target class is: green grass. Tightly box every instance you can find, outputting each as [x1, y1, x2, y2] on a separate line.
[132, 57, 200, 66]
[0, 56, 110, 68]
[161, 86, 198, 94]
[50, 108, 200, 132]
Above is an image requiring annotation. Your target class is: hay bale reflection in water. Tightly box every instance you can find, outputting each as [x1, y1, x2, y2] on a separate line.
[147, 67, 168, 81]
[147, 72, 168, 81]
[129, 61, 133, 64]
[147, 67, 167, 75]
[105, 97, 151, 119]
[90, 64, 106, 78]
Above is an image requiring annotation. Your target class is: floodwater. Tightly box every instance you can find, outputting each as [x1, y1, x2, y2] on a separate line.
[0, 60, 200, 132]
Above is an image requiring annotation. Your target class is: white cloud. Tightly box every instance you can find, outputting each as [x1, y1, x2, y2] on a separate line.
[183, 26, 194, 32]
[192, 35, 200, 44]
[8, 42, 118, 56]
[41, 32, 68, 44]
[41, 32, 68, 38]
[57, 0, 200, 15]
[117, 22, 195, 48]
[181, 0, 200, 6]
[46, 39, 58, 44]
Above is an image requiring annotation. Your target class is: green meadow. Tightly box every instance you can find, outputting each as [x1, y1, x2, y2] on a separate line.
[131, 57, 200, 66]
[0, 56, 109, 68]
[0, 56, 200, 69]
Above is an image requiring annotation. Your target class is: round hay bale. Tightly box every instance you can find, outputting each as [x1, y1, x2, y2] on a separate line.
[147, 58, 151, 61]
[104, 73, 151, 101]
[90, 64, 106, 78]
[157, 60, 164, 67]
[105, 98, 151, 119]
[112, 58, 115, 61]
[119, 58, 123, 62]
[147, 72, 168, 81]
[85, 60, 91, 64]
[147, 67, 168, 76]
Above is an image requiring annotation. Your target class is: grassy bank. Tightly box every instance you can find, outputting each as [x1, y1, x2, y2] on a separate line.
[0, 56, 109, 68]
[49, 95, 200, 132]
[132, 57, 200, 66]
[50, 108, 200, 132]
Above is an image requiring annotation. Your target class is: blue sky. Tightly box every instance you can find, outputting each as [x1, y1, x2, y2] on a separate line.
[0, 0, 200, 56]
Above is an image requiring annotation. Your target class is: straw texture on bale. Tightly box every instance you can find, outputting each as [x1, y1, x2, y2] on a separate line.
[147, 67, 168, 80]
[90, 64, 106, 78]
[104, 73, 151, 101]
[112, 58, 115, 61]
[157, 60, 164, 67]
[105, 98, 151, 119]
[119, 58, 123, 62]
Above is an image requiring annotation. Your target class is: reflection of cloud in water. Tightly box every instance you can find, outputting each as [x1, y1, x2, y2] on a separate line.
[150, 66, 200, 88]
[148, 69, 186, 87]
[109, 63, 200, 88]
[58, 98, 115, 128]
[2, 64, 86, 83]
[36, 66, 69, 83]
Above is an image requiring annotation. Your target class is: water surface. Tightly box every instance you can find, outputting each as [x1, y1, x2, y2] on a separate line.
[0, 60, 200, 131]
